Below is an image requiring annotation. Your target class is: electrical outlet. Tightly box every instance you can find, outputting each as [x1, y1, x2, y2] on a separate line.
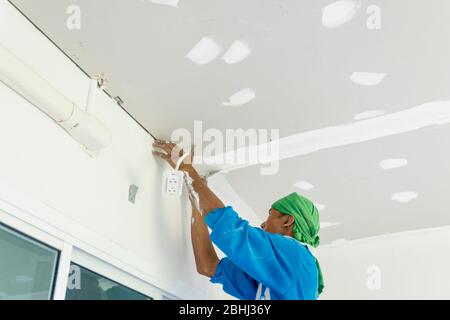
[162, 170, 184, 197]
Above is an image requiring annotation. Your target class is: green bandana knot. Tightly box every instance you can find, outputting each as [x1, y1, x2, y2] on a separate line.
[271, 192, 324, 296]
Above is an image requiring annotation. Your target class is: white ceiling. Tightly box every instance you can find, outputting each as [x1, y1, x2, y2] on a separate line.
[10, 0, 450, 244]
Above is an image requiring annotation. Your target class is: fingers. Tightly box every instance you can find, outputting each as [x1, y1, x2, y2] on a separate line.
[152, 150, 170, 161]
[153, 139, 190, 163]
[152, 139, 196, 168]
[153, 139, 173, 146]
[153, 139, 177, 154]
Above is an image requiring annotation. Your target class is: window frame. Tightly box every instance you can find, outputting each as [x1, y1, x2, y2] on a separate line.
[0, 189, 175, 300]
[0, 221, 60, 300]
[69, 248, 158, 300]
[66, 261, 153, 300]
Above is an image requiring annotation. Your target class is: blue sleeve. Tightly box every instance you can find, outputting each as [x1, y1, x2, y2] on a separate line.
[210, 257, 258, 300]
[205, 206, 301, 294]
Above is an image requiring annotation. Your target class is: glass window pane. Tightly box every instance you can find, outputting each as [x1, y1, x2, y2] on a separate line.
[65, 264, 151, 300]
[0, 224, 59, 300]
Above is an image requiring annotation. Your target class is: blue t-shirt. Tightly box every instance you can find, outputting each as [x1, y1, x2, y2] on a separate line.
[204, 206, 319, 300]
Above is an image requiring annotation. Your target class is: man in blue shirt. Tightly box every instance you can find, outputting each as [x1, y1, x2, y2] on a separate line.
[153, 140, 324, 300]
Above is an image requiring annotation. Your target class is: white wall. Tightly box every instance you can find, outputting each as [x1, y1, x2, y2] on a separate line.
[0, 0, 260, 299]
[316, 226, 450, 299]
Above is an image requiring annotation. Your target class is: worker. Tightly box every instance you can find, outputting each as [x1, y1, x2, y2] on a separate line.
[153, 140, 324, 300]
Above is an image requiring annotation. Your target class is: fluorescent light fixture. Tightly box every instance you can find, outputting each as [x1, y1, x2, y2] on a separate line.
[222, 88, 255, 107]
[294, 181, 314, 190]
[320, 222, 340, 228]
[186, 37, 221, 65]
[391, 191, 418, 203]
[354, 110, 386, 120]
[379, 158, 408, 170]
[350, 72, 386, 86]
[222, 40, 251, 64]
[322, 0, 361, 28]
[0, 43, 111, 155]
[150, 0, 179, 8]
[315, 203, 326, 211]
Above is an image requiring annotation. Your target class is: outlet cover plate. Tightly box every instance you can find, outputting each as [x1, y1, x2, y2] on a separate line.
[162, 170, 184, 197]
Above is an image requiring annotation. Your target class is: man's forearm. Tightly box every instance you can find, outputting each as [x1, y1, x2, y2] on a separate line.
[191, 204, 219, 277]
[186, 165, 222, 277]
[186, 166, 225, 216]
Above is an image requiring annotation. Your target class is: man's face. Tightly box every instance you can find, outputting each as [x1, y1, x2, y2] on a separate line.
[260, 208, 293, 235]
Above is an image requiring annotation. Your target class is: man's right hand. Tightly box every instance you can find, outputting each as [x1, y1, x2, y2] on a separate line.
[152, 139, 195, 172]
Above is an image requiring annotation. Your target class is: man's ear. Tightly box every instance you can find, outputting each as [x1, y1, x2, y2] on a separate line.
[284, 215, 295, 227]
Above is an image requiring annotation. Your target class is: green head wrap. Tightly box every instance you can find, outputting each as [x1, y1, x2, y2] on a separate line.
[271, 192, 324, 296]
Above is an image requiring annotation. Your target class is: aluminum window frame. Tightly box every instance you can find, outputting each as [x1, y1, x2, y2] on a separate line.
[0, 188, 174, 300]
[0, 221, 61, 300]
